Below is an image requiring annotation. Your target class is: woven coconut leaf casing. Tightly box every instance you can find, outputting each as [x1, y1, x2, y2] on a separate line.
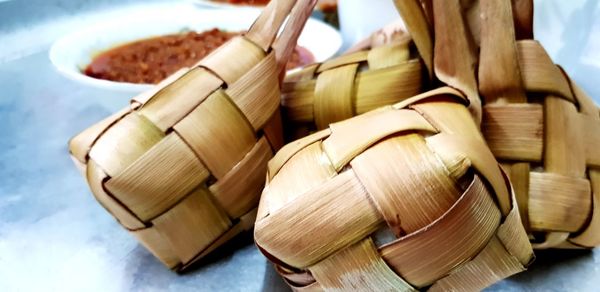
[396, 0, 600, 248]
[477, 2, 600, 249]
[281, 27, 424, 139]
[68, 0, 318, 270]
[255, 88, 534, 291]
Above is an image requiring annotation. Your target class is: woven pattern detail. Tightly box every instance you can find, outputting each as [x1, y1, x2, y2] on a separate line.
[255, 88, 533, 291]
[69, 35, 282, 270]
[482, 40, 600, 249]
[394, 0, 600, 249]
[281, 37, 423, 137]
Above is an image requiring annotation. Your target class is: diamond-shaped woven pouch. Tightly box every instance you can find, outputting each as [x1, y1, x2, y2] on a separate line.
[398, 0, 600, 249]
[281, 24, 424, 139]
[68, 0, 318, 271]
[255, 88, 534, 291]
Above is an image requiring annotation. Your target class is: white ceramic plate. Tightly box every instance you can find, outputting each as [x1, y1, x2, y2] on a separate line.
[49, 7, 341, 93]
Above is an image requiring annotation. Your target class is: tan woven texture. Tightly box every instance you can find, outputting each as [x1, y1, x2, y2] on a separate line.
[68, 0, 317, 270]
[255, 88, 534, 291]
[397, 0, 600, 249]
[281, 29, 423, 139]
[484, 43, 600, 249]
[480, 6, 600, 250]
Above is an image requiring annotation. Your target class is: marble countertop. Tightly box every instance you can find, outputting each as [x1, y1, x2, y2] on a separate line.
[0, 1, 599, 291]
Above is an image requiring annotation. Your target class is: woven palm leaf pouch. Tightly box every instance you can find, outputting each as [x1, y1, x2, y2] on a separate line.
[68, 0, 318, 271]
[397, 0, 600, 249]
[281, 21, 425, 140]
[479, 0, 600, 249]
[255, 87, 534, 291]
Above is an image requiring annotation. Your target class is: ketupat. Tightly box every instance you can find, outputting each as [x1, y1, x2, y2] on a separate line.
[398, 0, 600, 249]
[281, 22, 424, 139]
[68, 0, 318, 270]
[255, 88, 534, 291]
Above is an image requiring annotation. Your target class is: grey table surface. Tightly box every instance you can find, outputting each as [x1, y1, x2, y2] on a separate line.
[1, 1, 600, 291]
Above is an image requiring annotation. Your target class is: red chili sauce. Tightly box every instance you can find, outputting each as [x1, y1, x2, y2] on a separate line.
[84, 29, 314, 84]
[215, 0, 270, 5]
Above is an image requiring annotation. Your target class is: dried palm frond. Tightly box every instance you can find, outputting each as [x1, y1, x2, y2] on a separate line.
[281, 21, 424, 139]
[399, 0, 600, 249]
[68, 0, 318, 270]
[255, 88, 534, 291]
